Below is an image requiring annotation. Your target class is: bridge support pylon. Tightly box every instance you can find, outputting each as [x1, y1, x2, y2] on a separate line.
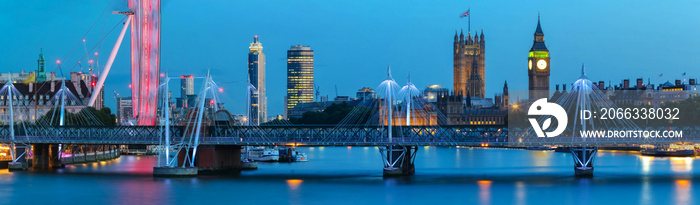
[8, 147, 28, 171]
[31, 144, 64, 170]
[193, 145, 242, 174]
[153, 167, 198, 177]
[571, 146, 597, 177]
[380, 145, 417, 177]
[153, 147, 198, 178]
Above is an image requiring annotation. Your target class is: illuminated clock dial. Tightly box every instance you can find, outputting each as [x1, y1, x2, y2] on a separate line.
[528, 60, 532, 70]
[537, 59, 547, 70]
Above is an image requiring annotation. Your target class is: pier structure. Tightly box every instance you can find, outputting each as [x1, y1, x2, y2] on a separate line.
[571, 146, 597, 177]
[381, 145, 417, 176]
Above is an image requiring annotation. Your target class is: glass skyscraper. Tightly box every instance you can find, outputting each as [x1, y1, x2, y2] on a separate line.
[248, 36, 266, 125]
[286, 45, 314, 119]
[180, 75, 194, 108]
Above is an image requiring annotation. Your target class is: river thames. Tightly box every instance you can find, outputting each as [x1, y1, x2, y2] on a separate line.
[0, 147, 697, 204]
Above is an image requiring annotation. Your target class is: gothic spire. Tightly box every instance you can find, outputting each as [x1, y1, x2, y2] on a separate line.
[535, 14, 544, 35]
[530, 15, 548, 51]
[39, 47, 44, 60]
[467, 30, 472, 44]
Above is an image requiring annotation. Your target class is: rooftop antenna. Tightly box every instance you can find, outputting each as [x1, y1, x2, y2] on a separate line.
[335, 85, 339, 98]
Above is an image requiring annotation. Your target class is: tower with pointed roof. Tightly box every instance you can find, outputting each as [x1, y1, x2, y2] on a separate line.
[453, 28, 485, 98]
[528, 15, 550, 100]
[503, 81, 509, 108]
[37, 48, 47, 82]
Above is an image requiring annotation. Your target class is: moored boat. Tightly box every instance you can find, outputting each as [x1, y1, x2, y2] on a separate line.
[246, 147, 280, 162]
[526, 146, 554, 151]
[640, 144, 696, 157]
[279, 147, 309, 162]
[295, 152, 308, 162]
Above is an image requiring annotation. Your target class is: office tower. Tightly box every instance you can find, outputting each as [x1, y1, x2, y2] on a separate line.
[180, 75, 194, 97]
[116, 97, 134, 125]
[180, 75, 194, 107]
[286, 45, 314, 118]
[248, 36, 266, 125]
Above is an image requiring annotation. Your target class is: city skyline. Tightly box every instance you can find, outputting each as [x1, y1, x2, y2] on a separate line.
[2, 2, 700, 203]
[1, 1, 698, 116]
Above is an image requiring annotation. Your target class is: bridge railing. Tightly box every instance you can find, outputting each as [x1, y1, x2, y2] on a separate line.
[0, 125, 695, 146]
[0, 125, 508, 145]
[204, 125, 507, 145]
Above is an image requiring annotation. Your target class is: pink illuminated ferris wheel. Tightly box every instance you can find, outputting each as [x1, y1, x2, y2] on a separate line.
[130, 0, 160, 125]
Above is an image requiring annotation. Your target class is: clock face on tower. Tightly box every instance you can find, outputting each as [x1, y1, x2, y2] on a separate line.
[537, 59, 547, 70]
[528, 60, 532, 70]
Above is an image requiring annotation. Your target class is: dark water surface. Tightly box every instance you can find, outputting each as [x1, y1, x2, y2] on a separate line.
[0, 147, 698, 205]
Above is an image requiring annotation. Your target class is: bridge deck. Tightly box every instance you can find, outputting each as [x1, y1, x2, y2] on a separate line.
[0, 125, 694, 146]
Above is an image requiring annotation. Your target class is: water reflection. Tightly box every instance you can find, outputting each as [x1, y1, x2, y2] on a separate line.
[455, 148, 461, 167]
[675, 179, 691, 205]
[670, 158, 693, 173]
[286, 179, 303, 191]
[532, 151, 551, 167]
[1, 148, 700, 204]
[477, 180, 492, 205]
[576, 178, 593, 205]
[641, 156, 653, 173]
[641, 178, 652, 205]
[515, 181, 526, 205]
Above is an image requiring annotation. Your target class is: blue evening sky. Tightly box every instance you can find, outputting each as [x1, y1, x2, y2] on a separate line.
[1, 0, 698, 116]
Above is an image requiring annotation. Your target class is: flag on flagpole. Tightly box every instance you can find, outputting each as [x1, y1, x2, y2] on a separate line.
[461, 10, 470, 18]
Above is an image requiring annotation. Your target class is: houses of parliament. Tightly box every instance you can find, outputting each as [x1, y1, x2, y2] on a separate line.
[453, 30, 485, 98]
[438, 17, 549, 125]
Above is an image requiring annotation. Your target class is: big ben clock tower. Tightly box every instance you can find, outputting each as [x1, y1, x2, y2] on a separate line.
[528, 15, 550, 100]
